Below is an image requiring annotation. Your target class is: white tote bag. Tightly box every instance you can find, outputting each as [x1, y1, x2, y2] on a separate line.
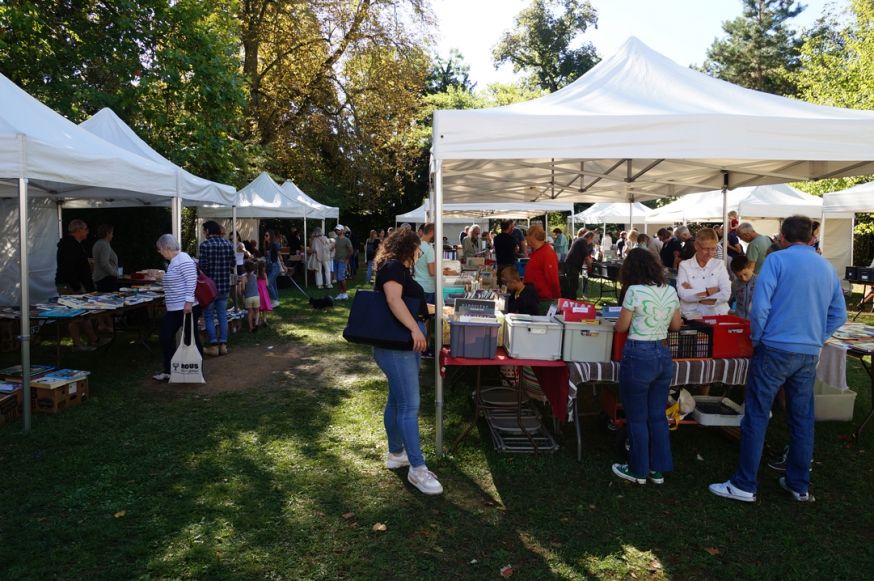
[170, 313, 205, 384]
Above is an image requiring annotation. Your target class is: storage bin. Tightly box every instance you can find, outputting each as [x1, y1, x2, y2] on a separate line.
[504, 314, 563, 360]
[516, 258, 529, 278]
[668, 323, 713, 359]
[691, 396, 744, 426]
[702, 315, 753, 359]
[612, 331, 627, 361]
[449, 317, 500, 359]
[556, 299, 596, 321]
[814, 380, 857, 421]
[556, 316, 614, 362]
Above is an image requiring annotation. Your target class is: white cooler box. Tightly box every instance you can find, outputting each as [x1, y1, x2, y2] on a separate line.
[504, 314, 563, 360]
[555, 315, 614, 362]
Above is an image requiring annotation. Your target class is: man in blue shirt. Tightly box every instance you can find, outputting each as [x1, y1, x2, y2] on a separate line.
[199, 221, 235, 356]
[710, 216, 846, 503]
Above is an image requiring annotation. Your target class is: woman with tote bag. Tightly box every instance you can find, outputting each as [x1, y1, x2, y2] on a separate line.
[153, 234, 203, 383]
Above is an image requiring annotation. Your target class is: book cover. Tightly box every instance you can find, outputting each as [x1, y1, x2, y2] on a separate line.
[0, 364, 55, 380]
[31, 369, 90, 388]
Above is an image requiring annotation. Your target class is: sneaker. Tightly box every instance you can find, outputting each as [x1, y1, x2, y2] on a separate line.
[219, 343, 228, 355]
[317, 285, 323, 289]
[612, 463, 646, 484]
[767, 445, 814, 473]
[203, 345, 220, 357]
[152, 372, 170, 382]
[385, 450, 410, 469]
[648, 471, 665, 485]
[73, 344, 97, 352]
[708, 480, 756, 503]
[407, 466, 443, 495]
[778, 476, 815, 502]
[326, 284, 333, 289]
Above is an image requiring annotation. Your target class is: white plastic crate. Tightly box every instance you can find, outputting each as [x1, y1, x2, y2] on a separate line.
[814, 380, 857, 421]
[691, 396, 744, 427]
[504, 314, 563, 360]
[556, 315, 614, 362]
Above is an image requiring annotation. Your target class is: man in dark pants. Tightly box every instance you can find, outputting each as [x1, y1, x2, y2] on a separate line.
[709, 216, 846, 504]
[493, 220, 520, 284]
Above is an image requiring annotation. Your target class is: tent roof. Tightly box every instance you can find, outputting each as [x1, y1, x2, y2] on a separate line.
[0, 73, 177, 202]
[822, 181, 874, 213]
[575, 202, 651, 223]
[397, 200, 573, 223]
[199, 172, 313, 219]
[79, 108, 235, 206]
[279, 180, 339, 219]
[395, 203, 473, 224]
[431, 37, 874, 204]
[645, 184, 823, 223]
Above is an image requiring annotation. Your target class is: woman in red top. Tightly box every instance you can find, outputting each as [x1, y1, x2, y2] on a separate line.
[523, 224, 560, 313]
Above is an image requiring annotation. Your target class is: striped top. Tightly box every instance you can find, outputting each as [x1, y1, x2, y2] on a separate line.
[163, 252, 198, 312]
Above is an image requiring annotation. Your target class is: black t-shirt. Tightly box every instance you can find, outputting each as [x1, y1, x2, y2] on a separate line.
[288, 234, 302, 254]
[660, 238, 682, 268]
[375, 259, 428, 319]
[565, 237, 589, 269]
[493, 232, 518, 265]
[365, 238, 380, 261]
[56, 235, 95, 292]
[506, 283, 540, 316]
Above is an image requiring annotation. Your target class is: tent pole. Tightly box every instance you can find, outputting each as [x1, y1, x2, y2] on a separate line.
[819, 213, 827, 255]
[56, 202, 63, 238]
[303, 214, 308, 288]
[434, 159, 445, 454]
[721, 171, 730, 259]
[18, 138, 32, 432]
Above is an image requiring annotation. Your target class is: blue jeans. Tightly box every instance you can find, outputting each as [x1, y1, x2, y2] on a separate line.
[619, 339, 674, 476]
[373, 330, 425, 467]
[366, 260, 374, 282]
[333, 260, 347, 282]
[202, 292, 229, 344]
[732, 344, 818, 494]
[423, 292, 436, 305]
[266, 261, 280, 302]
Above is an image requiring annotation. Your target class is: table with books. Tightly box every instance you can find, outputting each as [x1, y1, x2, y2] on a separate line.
[0, 365, 91, 421]
[822, 322, 874, 440]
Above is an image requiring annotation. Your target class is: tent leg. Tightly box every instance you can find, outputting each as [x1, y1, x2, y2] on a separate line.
[303, 218, 308, 288]
[434, 160, 445, 455]
[721, 172, 730, 260]
[56, 203, 63, 238]
[18, 174, 31, 433]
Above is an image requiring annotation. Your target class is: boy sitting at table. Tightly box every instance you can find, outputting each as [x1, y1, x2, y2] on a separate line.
[502, 266, 539, 316]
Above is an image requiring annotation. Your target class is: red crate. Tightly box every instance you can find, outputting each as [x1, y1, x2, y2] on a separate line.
[702, 315, 753, 359]
[612, 330, 627, 361]
[557, 299, 596, 321]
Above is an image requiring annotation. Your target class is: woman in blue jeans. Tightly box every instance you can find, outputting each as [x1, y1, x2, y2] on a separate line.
[372, 229, 442, 495]
[612, 248, 682, 484]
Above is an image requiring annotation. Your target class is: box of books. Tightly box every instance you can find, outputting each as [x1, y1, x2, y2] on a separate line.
[0, 389, 21, 425]
[28, 369, 90, 414]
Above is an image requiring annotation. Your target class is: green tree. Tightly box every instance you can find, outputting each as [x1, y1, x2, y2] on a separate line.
[492, 0, 599, 92]
[426, 48, 476, 94]
[699, 0, 805, 95]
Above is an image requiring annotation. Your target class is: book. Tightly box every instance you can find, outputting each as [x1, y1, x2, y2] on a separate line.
[0, 364, 55, 380]
[30, 369, 90, 388]
[0, 383, 20, 393]
[39, 307, 88, 318]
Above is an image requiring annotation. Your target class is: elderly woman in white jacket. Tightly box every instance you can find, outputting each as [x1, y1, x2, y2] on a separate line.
[676, 228, 731, 319]
[309, 228, 333, 288]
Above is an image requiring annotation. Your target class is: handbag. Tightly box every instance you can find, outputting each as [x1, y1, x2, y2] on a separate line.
[170, 313, 205, 383]
[343, 289, 421, 350]
[195, 269, 217, 307]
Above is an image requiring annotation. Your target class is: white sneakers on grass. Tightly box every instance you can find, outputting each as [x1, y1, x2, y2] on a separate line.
[385, 450, 443, 495]
[335, 293, 349, 301]
[708, 480, 756, 503]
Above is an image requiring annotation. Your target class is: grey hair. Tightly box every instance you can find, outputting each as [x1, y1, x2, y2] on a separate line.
[674, 226, 690, 238]
[736, 222, 755, 235]
[156, 234, 180, 252]
[68, 219, 87, 233]
[312, 227, 323, 237]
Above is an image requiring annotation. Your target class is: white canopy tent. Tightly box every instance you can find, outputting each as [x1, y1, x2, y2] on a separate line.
[575, 201, 653, 234]
[645, 184, 824, 223]
[0, 72, 183, 431]
[77, 108, 236, 241]
[280, 180, 338, 220]
[823, 181, 874, 214]
[428, 37, 874, 452]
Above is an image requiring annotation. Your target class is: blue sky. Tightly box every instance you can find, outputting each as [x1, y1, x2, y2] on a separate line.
[432, 0, 844, 87]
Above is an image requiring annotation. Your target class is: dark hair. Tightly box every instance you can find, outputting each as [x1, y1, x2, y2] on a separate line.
[500, 220, 513, 231]
[730, 255, 752, 273]
[421, 223, 434, 236]
[244, 259, 256, 274]
[96, 224, 113, 239]
[500, 265, 520, 282]
[619, 248, 665, 303]
[203, 220, 222, 236]
[781, 215, 813, 244]
[374, 229, 420, 271]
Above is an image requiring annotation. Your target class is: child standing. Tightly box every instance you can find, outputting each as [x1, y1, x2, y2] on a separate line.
[239, 260, 260, 332]
[612, 248, 682, 485]
[730, 256, 757, 319]
[256, 259, 273, 327]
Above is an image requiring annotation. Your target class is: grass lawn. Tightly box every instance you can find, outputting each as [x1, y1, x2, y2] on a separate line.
[1, 276, 872, 580]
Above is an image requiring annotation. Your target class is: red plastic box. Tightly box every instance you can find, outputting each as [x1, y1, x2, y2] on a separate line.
[612, 330, 627, 361]
[557, 299, 596, 322]
[702, 315, 753, 359]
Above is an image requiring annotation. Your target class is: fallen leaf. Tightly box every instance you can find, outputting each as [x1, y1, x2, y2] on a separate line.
[342, 512, 355, 520]
[469, 559, 478, 565]
[372, 522, 387, 532]
[630, 572, 637, 579]
[500, 565, 513, 577]
[588, 504, 596, 510]
[113, 511, 126, 518]
[705, 547, 720, 556]
[696, 453, 704, 461]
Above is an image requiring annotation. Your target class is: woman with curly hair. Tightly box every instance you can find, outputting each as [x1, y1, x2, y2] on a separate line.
[612, 248, 682, 485]
[372, 229, 443, 495]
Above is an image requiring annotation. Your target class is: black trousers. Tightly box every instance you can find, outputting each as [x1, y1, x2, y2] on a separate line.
[564, 264, 581, 299]
[160, 306, 203, 374]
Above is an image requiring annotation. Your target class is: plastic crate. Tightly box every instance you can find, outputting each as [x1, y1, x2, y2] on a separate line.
[814, 380, 857, 421]
[612, 331, 627, 361]
[702, 315, 753, 359]
[449, 318, 500, 359]
[504, 314, 563, 360]
[516, 258, 529, 278]
[556, 316, 613, 362]
[691, 396, 744, 426]
[668, 323, 713, 359]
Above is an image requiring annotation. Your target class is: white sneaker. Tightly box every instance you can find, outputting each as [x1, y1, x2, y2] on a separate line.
[326, 284, 333, 288]
[708, 480, 756, 503]
[317, 285, 323, 289]
[407, 465, 443, 495]
[385, 450, 409, 469]
[152, 372, 170, 382]
[336, 293, 348, 300]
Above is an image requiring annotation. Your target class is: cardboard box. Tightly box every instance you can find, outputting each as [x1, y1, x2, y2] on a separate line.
[0, 390, 21, 425]
[31, 378, 89, 414]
